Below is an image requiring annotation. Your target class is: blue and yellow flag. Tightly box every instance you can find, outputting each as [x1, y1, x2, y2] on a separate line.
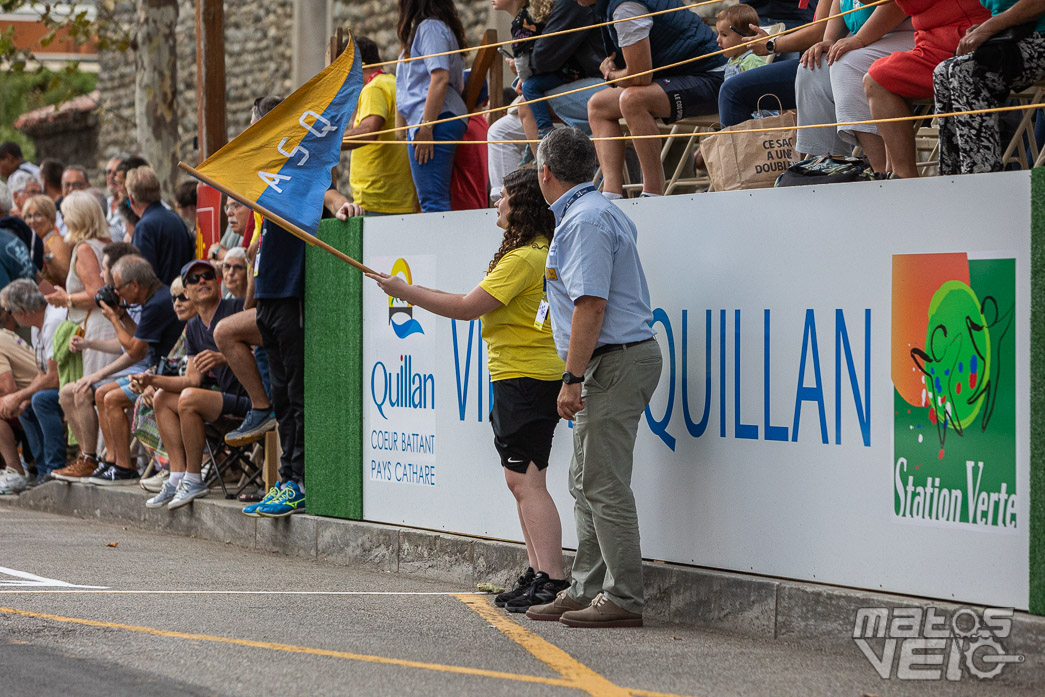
[194, 35, 363, 235]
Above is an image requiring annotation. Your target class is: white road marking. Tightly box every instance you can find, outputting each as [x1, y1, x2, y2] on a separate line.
[0, 566, 108, 589]
[0, 589, 485, 595]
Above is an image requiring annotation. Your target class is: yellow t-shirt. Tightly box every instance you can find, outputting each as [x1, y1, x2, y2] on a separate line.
[479, 237, 564, 382]
[350, 73, 418, 214]
[0, 328, 38, 390]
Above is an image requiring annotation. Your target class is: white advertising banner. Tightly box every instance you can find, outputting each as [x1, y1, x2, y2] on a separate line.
[362, 172, 1031, 609]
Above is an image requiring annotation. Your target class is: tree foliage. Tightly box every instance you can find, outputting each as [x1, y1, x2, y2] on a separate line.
[0, 67, 98, 160]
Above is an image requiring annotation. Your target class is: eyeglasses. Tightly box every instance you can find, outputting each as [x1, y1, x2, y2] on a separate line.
[114, 280, 134, 292]
[172, 293, 189, 303]
[184, 269, 217, 285]
[223, 263, 246, 273]
[22, 212, 46, 220]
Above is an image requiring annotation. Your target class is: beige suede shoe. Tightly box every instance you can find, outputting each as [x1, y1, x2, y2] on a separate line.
[559, 593, 643, 628]
[525, 588, 586, 621]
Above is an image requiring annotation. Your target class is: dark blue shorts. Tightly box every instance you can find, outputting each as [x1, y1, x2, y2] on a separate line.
[655, 71, 724, 123]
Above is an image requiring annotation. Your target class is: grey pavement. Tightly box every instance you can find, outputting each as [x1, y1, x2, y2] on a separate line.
[0, 502, 1041, 697]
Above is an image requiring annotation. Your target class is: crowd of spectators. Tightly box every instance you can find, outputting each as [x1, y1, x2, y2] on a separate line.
[0, 143, 298, 516]
[342, 0, 1045, 211]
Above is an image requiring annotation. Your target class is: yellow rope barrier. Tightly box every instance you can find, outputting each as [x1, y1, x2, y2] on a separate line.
[364, 0, 729, 69]
[344, 0, 892, 144]
[339, 101, 1045, 146]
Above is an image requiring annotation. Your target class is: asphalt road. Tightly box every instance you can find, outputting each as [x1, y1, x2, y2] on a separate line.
[0, 505, 1037, 697]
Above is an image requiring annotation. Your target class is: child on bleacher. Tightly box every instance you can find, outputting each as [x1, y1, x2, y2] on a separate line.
[716, 4, 770, 81]
[493, 0, 559, 142]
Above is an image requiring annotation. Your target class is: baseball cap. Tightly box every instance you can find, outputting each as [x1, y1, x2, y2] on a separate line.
[181, 259, 217, 283]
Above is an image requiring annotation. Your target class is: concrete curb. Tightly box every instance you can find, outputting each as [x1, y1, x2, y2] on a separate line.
[4, 481, 1044, 685]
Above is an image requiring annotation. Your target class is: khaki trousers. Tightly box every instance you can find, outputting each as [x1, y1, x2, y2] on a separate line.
[568, 339, 662, 614]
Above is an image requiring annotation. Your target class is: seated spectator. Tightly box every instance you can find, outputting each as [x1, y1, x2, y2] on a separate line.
[718, 5, 772, 80]
[129, 275, 196, 490]
[90, 255, 184, 485]
[20, 195, 71, 287]
[488, 0, 604, 201]
[394, 0, 469, 212]
[7, 169, 43, 216]
[934, 0, 1045, 174]
[0, 141, 40, 180]
[104, 155, 128, 242]
[220, 247, 249, 299]
[174, 180, 197, 232]
[586, 0, 726, 197]
[719, 2, 829, 128]
[0, 279, 64, 486]
[0, 302, 41, 493]
[341, 36, 418, 215]
[142, 260, 254, 510]
[862, 0, 992, 177]
[794, 0, 912, 161]
[39, 159, 64, 201]
[126, 165, 193, 285]
[45, 192, 122, 483]
[494, 0, 559, 143]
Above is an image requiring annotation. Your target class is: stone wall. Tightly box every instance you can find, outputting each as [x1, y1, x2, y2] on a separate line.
[94, 1, 490, 195]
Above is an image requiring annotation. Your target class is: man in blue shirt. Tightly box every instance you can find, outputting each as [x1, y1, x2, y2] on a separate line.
[525, 127, 662, 628]
[126, 165, 193, 285]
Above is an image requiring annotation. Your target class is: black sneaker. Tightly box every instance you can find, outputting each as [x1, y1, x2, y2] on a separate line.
[505, 572, 570, 613]
[82, 460, 112, 483]
[494, 567, 535, 608]
[88, 465, 140, 486]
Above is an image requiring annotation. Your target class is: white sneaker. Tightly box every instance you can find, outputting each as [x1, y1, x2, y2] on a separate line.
[167, 478, 209, 510]
[145, 478, 178, 508]
[140, 468, 169, 493]
[0, 468, 28, 495]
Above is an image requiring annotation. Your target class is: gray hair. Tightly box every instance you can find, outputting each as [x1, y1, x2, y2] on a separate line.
[0, 180, 10, 216]
[536, 128, 598, 186]
[112, 254, 159, 288]
[2, 279, 46, 314]
[64, 164, 89, 181]
[85, 187, 108, 213]
[224, 246, 247, 262]
[7, 169, 38, 195]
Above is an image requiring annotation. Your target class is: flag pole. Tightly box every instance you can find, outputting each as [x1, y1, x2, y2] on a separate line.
[178, 162, 375, 275]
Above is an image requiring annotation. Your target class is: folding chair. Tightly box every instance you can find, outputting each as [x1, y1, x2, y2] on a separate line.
[202, 417, 265, 499]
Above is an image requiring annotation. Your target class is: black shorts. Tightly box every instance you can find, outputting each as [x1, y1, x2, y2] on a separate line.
[220, 392, 252, 419]
[490, 377, 561, 473]
[655, 71, 723, 124]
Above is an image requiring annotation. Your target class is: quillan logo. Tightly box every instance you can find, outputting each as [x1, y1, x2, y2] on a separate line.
[388, 258, 424, 339]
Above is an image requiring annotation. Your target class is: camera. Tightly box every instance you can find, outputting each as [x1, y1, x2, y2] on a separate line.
[95, 284, 120, 309]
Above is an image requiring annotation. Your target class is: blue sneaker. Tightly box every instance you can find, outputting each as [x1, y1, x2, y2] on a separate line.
[225, 409, 277, 446]
[242, 484, 284, 518]
[256, 481, 306, 518]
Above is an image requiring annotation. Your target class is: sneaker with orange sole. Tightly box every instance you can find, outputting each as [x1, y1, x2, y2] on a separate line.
[51, 454, 99, 482]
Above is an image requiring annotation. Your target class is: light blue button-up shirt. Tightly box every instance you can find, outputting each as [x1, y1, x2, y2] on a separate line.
[545, 184, 655, 361]
[394, 19, 467, 129]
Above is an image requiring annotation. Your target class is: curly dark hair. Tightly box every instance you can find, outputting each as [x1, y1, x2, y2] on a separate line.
[488, 167, 555, 274]
[397, 0, 468, 58]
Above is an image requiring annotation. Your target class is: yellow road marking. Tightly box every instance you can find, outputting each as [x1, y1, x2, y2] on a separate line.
[456, 595, 697, 697]
[0, 606, 575, 689]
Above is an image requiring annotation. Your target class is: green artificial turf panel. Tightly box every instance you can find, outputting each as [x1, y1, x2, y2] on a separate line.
[303, 216, 364, 519]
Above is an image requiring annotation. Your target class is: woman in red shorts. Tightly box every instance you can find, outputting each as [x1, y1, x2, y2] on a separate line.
[863, 0, 990, 178]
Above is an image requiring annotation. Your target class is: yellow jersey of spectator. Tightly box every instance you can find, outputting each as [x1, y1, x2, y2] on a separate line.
[478, 236, 564, 382]
[351, 73, 418, 215]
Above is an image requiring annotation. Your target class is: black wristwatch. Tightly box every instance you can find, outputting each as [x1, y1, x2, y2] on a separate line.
[562, 371, 585, 385]
[765, 37, 777, 54]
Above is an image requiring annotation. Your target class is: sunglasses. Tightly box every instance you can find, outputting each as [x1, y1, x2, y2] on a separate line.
[172, 293, 189, 303]
[184, 269, 217, 285]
